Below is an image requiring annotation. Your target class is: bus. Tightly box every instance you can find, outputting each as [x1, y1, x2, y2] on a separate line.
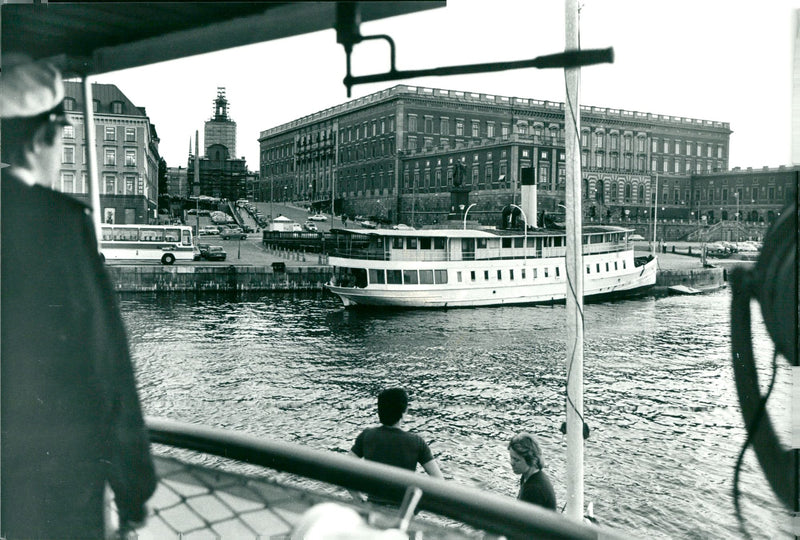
[100, 224, 195, 265]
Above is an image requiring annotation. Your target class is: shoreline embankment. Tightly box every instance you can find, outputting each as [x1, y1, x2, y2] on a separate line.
[107, 249, 742, 294]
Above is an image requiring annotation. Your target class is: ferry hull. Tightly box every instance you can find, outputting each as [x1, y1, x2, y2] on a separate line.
[327, 257, 657, 308]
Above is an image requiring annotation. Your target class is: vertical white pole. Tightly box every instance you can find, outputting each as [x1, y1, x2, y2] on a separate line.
[195, 131, 200, 242]
[652, 173, 658, 257]
[564, 0, 584, 522]
[82, 78, 102, 247]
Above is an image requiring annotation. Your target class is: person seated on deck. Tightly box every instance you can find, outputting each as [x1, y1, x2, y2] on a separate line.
[508, 432, 557, 511]
[349, 388, 443, 506]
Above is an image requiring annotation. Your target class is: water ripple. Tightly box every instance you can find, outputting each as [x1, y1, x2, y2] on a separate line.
[121, 290, 790, 539]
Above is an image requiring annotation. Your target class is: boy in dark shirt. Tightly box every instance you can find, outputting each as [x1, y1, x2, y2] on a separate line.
[350, 388, 442, 505]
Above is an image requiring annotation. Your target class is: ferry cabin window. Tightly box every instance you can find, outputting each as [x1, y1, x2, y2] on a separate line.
[502, 238, 512, 249]
[555, 267, 560, 277]
[419, 270, 434, 284]
[614, 261, 618, 270]
[533, 268, 538, 278]
[527, 237, 535, 248]
[484, 270, 489, 280]
[435, 270, 448, 284]
[596, 263, 601, 273]
[420, 238, 432, 250]
[434, 238, 446, 249]
[514, 237, 523, 248]
[623, 260, 627, 269]
[605, 262, 609, 271]
[510, 269, 515, 280]
[497, 270, 502, 280]
[369, 269, 386, 284]
[354, 268, 368, 288]
[470, 271, 476, 282]
[477, 238, 487, 249]
[521, 268, 526, 279]
[407, 238, 418, 249]
[553, 237, 562, 247]
[392, 237, 404, 249]
[403, 270, 419, 285]
[544, 268, 549, 278]
[586, 265, 590, 274]
[387, 270, 402, 284]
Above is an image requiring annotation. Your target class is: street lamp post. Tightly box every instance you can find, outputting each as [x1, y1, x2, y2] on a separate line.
[463, 203, 477, 230]
[734, 192, 739, 243]
[411, 175, 416, 227]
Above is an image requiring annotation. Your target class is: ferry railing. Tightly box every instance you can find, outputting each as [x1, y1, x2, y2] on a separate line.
[328, 243, 628, 263]
[146, 417, 629, 540]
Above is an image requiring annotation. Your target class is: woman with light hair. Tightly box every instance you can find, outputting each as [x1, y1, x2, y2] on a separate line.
[508, 432, 557, 510]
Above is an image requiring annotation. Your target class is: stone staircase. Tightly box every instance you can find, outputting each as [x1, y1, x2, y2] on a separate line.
[682, 220, 755, 242]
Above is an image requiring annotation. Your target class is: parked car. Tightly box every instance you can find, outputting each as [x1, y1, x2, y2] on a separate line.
[308, 214, 328, 221]
[628, 234, 645, 241]
[737, 241, 760, 253]
[204, 245, 227, 261]
[392, 223, 414, 230]
[199, 226, 220, 236]
[221, 229, 247, 240]
[358, 220, 377, 229]
[303, 221, 318, 231]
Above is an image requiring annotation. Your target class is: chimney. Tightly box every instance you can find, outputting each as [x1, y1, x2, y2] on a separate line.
[520, 167, 538, 228]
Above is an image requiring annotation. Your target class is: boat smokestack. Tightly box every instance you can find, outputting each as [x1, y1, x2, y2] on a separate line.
[520, 167, 538, 228]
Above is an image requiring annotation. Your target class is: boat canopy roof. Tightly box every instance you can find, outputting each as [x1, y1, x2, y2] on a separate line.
[331, 225, 635, 238]
[3, 2, 443, 76]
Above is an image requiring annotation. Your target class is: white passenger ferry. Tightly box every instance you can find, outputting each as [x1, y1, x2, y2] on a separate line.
[326, 224, 657, 308]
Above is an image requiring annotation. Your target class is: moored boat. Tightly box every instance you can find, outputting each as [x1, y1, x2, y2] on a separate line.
[326, 223, 657, 308]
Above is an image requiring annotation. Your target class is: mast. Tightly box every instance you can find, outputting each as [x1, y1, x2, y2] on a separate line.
[564, 0, 585, 521]
[82, 78, 102, 244]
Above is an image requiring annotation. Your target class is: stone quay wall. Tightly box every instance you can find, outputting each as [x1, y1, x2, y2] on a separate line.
[654, 266, 725, 292]
[108, 263, 724, 295]
[106, 265, 332, 293]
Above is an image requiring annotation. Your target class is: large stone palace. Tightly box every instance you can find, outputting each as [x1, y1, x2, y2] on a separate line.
[257, 84, 796, 233]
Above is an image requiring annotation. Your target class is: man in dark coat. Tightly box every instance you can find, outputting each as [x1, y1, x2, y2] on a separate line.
[1, 54, 156, 538]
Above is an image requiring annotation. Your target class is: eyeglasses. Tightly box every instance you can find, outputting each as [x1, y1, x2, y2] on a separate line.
[45, 101, 71, 127]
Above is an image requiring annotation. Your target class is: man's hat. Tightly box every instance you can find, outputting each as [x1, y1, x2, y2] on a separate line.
[0, 53, 64, 119]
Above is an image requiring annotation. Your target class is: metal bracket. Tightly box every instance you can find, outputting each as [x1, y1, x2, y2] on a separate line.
[336, 4, 613, 97]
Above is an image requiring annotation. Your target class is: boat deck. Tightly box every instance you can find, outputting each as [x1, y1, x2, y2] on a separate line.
[114, 455, 473, 539]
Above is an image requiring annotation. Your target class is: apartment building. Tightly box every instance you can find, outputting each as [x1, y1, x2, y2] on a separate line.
[60, 81, 159, 224]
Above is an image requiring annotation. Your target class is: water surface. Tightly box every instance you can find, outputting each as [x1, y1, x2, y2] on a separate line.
[121, 290, 790, 539]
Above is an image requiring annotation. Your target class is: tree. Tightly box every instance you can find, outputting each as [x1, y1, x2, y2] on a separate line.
[157, 157, 168, 198]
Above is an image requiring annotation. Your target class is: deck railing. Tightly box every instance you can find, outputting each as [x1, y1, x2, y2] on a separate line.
[145, 417, 629, 540]
[328, 243, 629, 262]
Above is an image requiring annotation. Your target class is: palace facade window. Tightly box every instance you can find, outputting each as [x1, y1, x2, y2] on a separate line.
[63, 145, 75, 164]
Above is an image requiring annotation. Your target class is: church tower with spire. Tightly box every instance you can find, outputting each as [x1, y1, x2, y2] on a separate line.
[204, 87, 237, 159]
